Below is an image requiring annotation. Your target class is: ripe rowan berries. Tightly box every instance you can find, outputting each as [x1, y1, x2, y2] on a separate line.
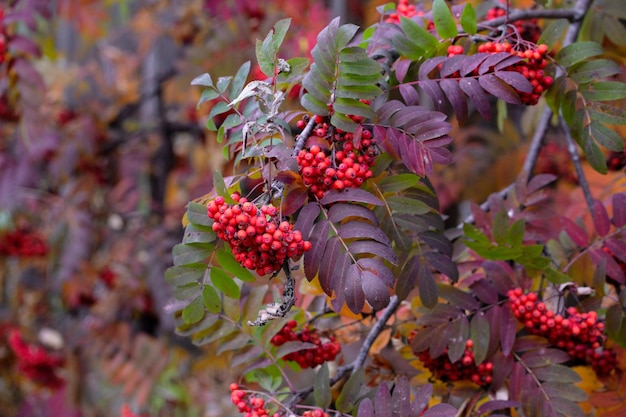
[0, 228, 48, 257]
[270, 320, 341, 368]
[207, 195, 311, 275]
[412, 337, 493, 386]
[507, 288, 619, 377]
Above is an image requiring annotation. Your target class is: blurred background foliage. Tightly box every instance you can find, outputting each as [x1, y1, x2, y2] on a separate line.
[0, 0, 625, 416]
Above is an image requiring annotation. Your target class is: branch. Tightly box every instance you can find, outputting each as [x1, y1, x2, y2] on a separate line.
[560, 114, 595, 213]
[292, 116, 317, 157]
[481, 6, 587, 29]
[286, 295, 400, 407]
[459, 0, 593, 227]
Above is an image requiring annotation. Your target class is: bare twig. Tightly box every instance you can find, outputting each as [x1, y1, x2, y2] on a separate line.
[482, 6, 587, 29]
[292, 116, 318, 157]
[559, 114, 595, 213]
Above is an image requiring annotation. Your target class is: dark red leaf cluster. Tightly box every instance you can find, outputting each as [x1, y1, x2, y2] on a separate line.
[8, 329, 65, 390]
[208, 194, 311, 275]
[507, 288, 619, 377]
[412, 336, 494, 385]
[0, 228, 48, 257]
[270, 319, 341, 368]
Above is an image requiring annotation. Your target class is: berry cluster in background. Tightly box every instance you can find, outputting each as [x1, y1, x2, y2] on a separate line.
[207, 194, 311, 276]
[0, 228, 48, 258]
[229, 383, 330, 417]
[507, 288, 618, 377]
[296, 111, 377, 199]
[271, 319, 341, 369]
[485, 5, 541, 44]
[412, 338, 493, 386]
[7, 329, 65, 390]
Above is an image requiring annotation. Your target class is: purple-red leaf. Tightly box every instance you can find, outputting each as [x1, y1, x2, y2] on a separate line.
[345, 264, 365, 313]
[399, 84, 420, 105]
[470, 279, 498, 304]
[440, 79, 468, 125]
[476, 400, 519, 415]
[418, 262, 438, 308]
[522, 348, 574, 367]
[375, 382, 392, 417]
[338, 221, 390, 245]
[318, 237, 343, 294]
[359, 258, 394, 287]
[448, 315, 469, 363]
[470, 312, 490, 364]
[362, 270, 391, 310]
[419, 57, 447, 80]
[460, 52, 490, 76]
[422, 403, 457, 417]
[479, 73, 522, 104]
[419, 231, 453, 256]
[391, 376, 411, 417]
[276, 341, 318, 358]
[328, 203, 378, 224]
[495, 71, 533, 93]
[396, 255, 420, 300]
[490, 350, 514, 391]
[426, 252, 459, 281]
[459, 78, 491, 120]
[357, 398, 375, 417]
[605, 238, 626, 264]
[395, 59, 411, 83]
[429, 323, 451, 359]
[419, 80, 446, 112]
[9, 35, 41, 57]
[304, 219, 330, 279]
[349, 240, 398, 264]
[526, 174, 558, 195]
[320, 188, 383, 206]
[437, 284, 478, 310]
[593, 199, 611, 236]
[590, 248, 625, 284]
[411, 384, 432, 416]
[294, 203, 321, 239]
[612, 193, 626, 227]
[500, 305, 518, 356]
[439, 55, 466, 78]
[560, 217, 589, 247]
[513, 335, 550, 352]
[478, 52, 514, 74]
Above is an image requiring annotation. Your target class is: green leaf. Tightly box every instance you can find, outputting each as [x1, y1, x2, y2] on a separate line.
[216, 76, 231, 94]
[561, 89, 578, 126]
[187, 202, 213, 227]
[399, 16, 438, 52]
[588, 102, 626, 125]
[271, 18, 291, 53]
[492, 210, 510, 246]
[208, 101, 232, 121]
[589, 121, 625, 151]
[173, 282, 201, 301]
[336, 368, 365, 413]
[172, 243, 211, 266]
[165, 265, 205, 286]
[213, 171, 236, 203]
[182, 295, 205, 324]
[538, 19, 568, 50]
[182, 224, 217, 245]
[191, 73, 214, 87]
[379, 173, 420, 192]
[229, 61, 251, 99]
[580, 81, 626, 101]
[339, 59, 382, 77]
[202, 285, 222, 313]
[583, 131, 608, 173]
[569, 59, 621, 84]
[314, 363, 332, 408]
[197, 88, 220, 108]
[506, 219, 526, 248]
[460, 3, 477, 35]
[302, 93, 330, 116]
[335, 84, 381, 99]
[387, 196, 431, 215]
[533, 364, 582, 383]
[556, 41, 603, 68]
[216, 248, 255, 282]
[333, 98, 374, 118]
[210, 268, 241, 299]
[432, 0, 458, 39]
[192, 320, 236, 346]
[331, 112, 358, 133]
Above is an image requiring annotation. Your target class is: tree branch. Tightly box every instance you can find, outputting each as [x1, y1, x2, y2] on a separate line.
[482, 6, 587, 29]
[560, 114, 595, 213]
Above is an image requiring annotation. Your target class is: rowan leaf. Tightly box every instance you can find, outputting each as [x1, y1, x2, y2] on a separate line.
[432, 0, 458, 39]
[556, 41, 603, 68]
[210, 267, 241, 299]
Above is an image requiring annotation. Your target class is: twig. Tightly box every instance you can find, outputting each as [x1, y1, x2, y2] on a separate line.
[482, 7, 586, 29]
[292, 116, 317, 157]
[286, 295, 400, 406]
[559, 114, 595, 213]
[459, 0, 593, 227]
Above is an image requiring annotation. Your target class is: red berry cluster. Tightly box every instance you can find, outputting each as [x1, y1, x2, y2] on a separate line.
[0, 228, 48, 257]
[230, 384, 279, 417]
[385, 0, 434, 30]
[413, 338, 493, 385]
[476, 42, 553, 105]
[8, 329, 65, 389]
[507, 288, 618, 376]
[270, 319, 341, 369]
[607, 149, 626, 171]
[208, 194, 311, 276]
[296, 113, 377, 199]
[485, 6, 541, 44]
[301, 410, 330, 417]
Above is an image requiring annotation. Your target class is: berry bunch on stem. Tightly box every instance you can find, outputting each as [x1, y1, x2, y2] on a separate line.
[207, 193, 311, 276]
[412, 338, 494, 386]
[507, 288, 619, 377]
[270, 319, 341, 368]
[8, 329, 65, 390]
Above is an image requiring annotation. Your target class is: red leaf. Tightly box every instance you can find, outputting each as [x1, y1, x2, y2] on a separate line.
[500, 305, 517, 356]
[440, 79, 468, 125]
[294, 203, 321, 239]
[590, 248, 625, 284]
[304, 220, 330, 279]
[328, 203, 378, 224]
[359, 258, 394, 287]
[318, 237, 342, 295]
[605, 238, 626, 264]
[592, 199, 611, 236]
[459, 78, 491, 120]
[478, 73, 522, 104]
[344, 264, 365, 313]
[478, 52, 513, 74]
[320, 188, 383, 206]
[495, 70, 533, 93]
[375, 382, 392, 417]
[612, 193, 626, 227]
[349, 241, 398, 264]
[418, 262, 438, 308]
[282, 184, 308, 216]
[362, 269, 390, 310]
[399, 84, 420, 105]
[560, 217, 588, 247]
